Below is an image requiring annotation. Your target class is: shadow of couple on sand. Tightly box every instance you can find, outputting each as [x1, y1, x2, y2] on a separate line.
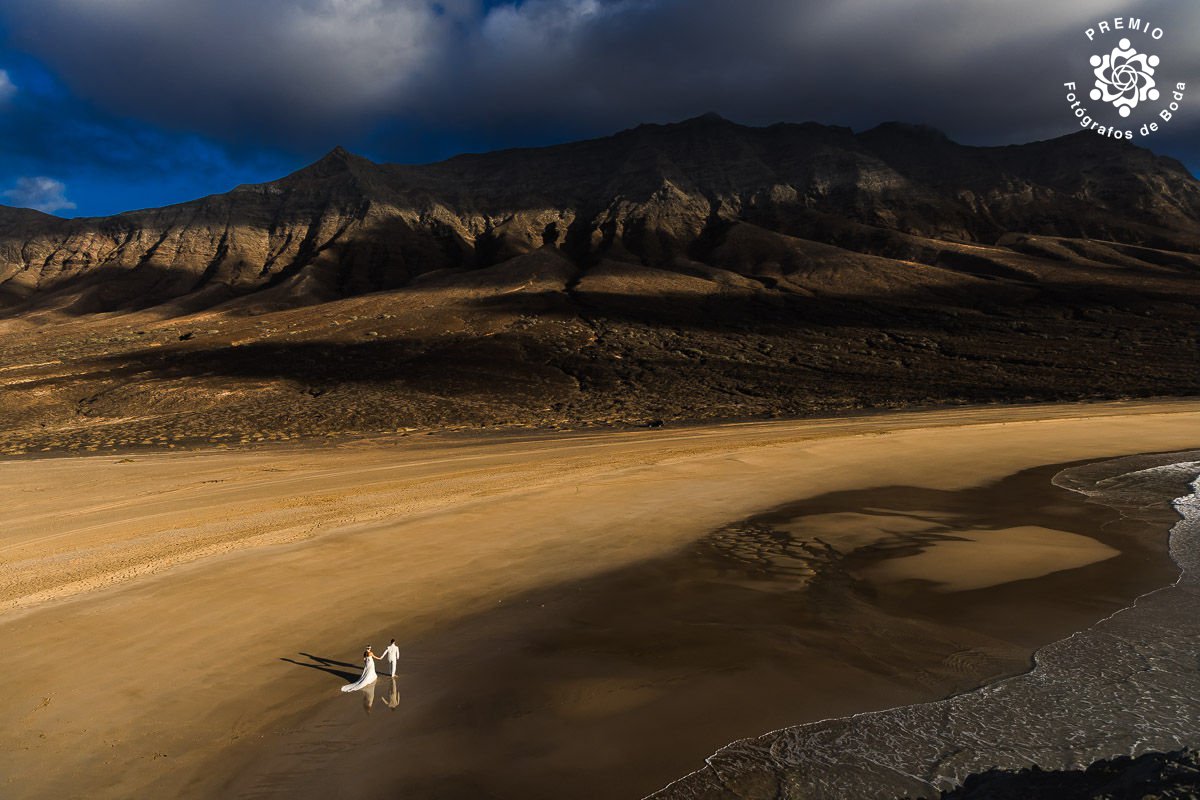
[281, 653, 402, 714]
[279, 652, 361, 682]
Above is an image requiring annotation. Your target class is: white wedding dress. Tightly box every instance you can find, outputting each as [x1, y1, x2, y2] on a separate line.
[341, 655, 378, 692]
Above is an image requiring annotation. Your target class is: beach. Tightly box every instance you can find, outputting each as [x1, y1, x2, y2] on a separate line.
[2, 401, 1199, 799]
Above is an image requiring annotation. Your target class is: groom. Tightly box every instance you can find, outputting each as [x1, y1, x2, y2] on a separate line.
[382, 638, 400, 678]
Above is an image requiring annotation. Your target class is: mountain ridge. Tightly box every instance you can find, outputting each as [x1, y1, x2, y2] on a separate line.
[3, 115, 1199, 317]
[0, 116, 1198, 453]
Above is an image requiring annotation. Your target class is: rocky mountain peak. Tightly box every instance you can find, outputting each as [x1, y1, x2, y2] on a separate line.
[0, 116, 1198, 318]
[859, 121, 952, 142]
[682, 111, 734, 126]
[0, 116, 1199, 451]
[287, 145, 373, 182]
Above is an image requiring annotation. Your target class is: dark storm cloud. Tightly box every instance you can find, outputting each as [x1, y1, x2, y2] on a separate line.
[2, 0, 1198, 155]
[420, 0, 1200, 146]
[1, 0, 478, 145]
[0, 63, 279, 182]
[0, 58, 301, 217]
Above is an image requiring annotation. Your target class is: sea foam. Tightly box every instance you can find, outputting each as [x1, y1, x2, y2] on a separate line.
[651, 451, 1200, 799]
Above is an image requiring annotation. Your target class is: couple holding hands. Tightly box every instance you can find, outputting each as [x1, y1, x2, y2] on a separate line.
[340, 638, 400, 692]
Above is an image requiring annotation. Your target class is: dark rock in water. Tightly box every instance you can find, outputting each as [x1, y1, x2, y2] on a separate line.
[934, 749, 1200, 799]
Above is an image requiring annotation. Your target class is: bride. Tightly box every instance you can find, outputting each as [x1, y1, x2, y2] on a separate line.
[340, 646, 381, 692]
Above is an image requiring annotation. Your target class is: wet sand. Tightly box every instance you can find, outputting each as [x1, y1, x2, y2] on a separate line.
[230, 461, 1181, 799]
[1, 401, 1199, 799]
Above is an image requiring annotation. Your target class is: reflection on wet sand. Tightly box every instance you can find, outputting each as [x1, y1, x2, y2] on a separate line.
[360, 680, 376, 714]
[279, 652, 394, 715]
[383, 677, 400, 711]
[232, 461, 1179, 800]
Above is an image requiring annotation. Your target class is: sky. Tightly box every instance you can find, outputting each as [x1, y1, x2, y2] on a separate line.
[1, 0, 1197, 218]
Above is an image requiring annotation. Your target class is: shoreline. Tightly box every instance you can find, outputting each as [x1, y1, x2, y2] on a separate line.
[648, 451, 1200, 799]
[2, 402, 1200, 799]
[232, 458, 1180, 799]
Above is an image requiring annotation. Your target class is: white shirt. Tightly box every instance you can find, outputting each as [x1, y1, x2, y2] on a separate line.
[383, 643, 400, 661]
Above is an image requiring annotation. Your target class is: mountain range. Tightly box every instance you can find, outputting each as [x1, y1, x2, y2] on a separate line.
[1, 114, 1198, 452]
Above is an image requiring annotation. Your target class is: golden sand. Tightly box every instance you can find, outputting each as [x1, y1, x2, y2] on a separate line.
[858, 524, 1120, 591]
[0, 400, 1198, 799]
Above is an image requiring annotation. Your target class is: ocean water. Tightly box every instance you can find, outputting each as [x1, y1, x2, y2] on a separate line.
[652, 450, 1200, 799]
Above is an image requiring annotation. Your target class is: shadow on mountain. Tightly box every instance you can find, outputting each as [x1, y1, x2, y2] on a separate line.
[468, 279, 1200, 332]
[16, 270, 1193, 412]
